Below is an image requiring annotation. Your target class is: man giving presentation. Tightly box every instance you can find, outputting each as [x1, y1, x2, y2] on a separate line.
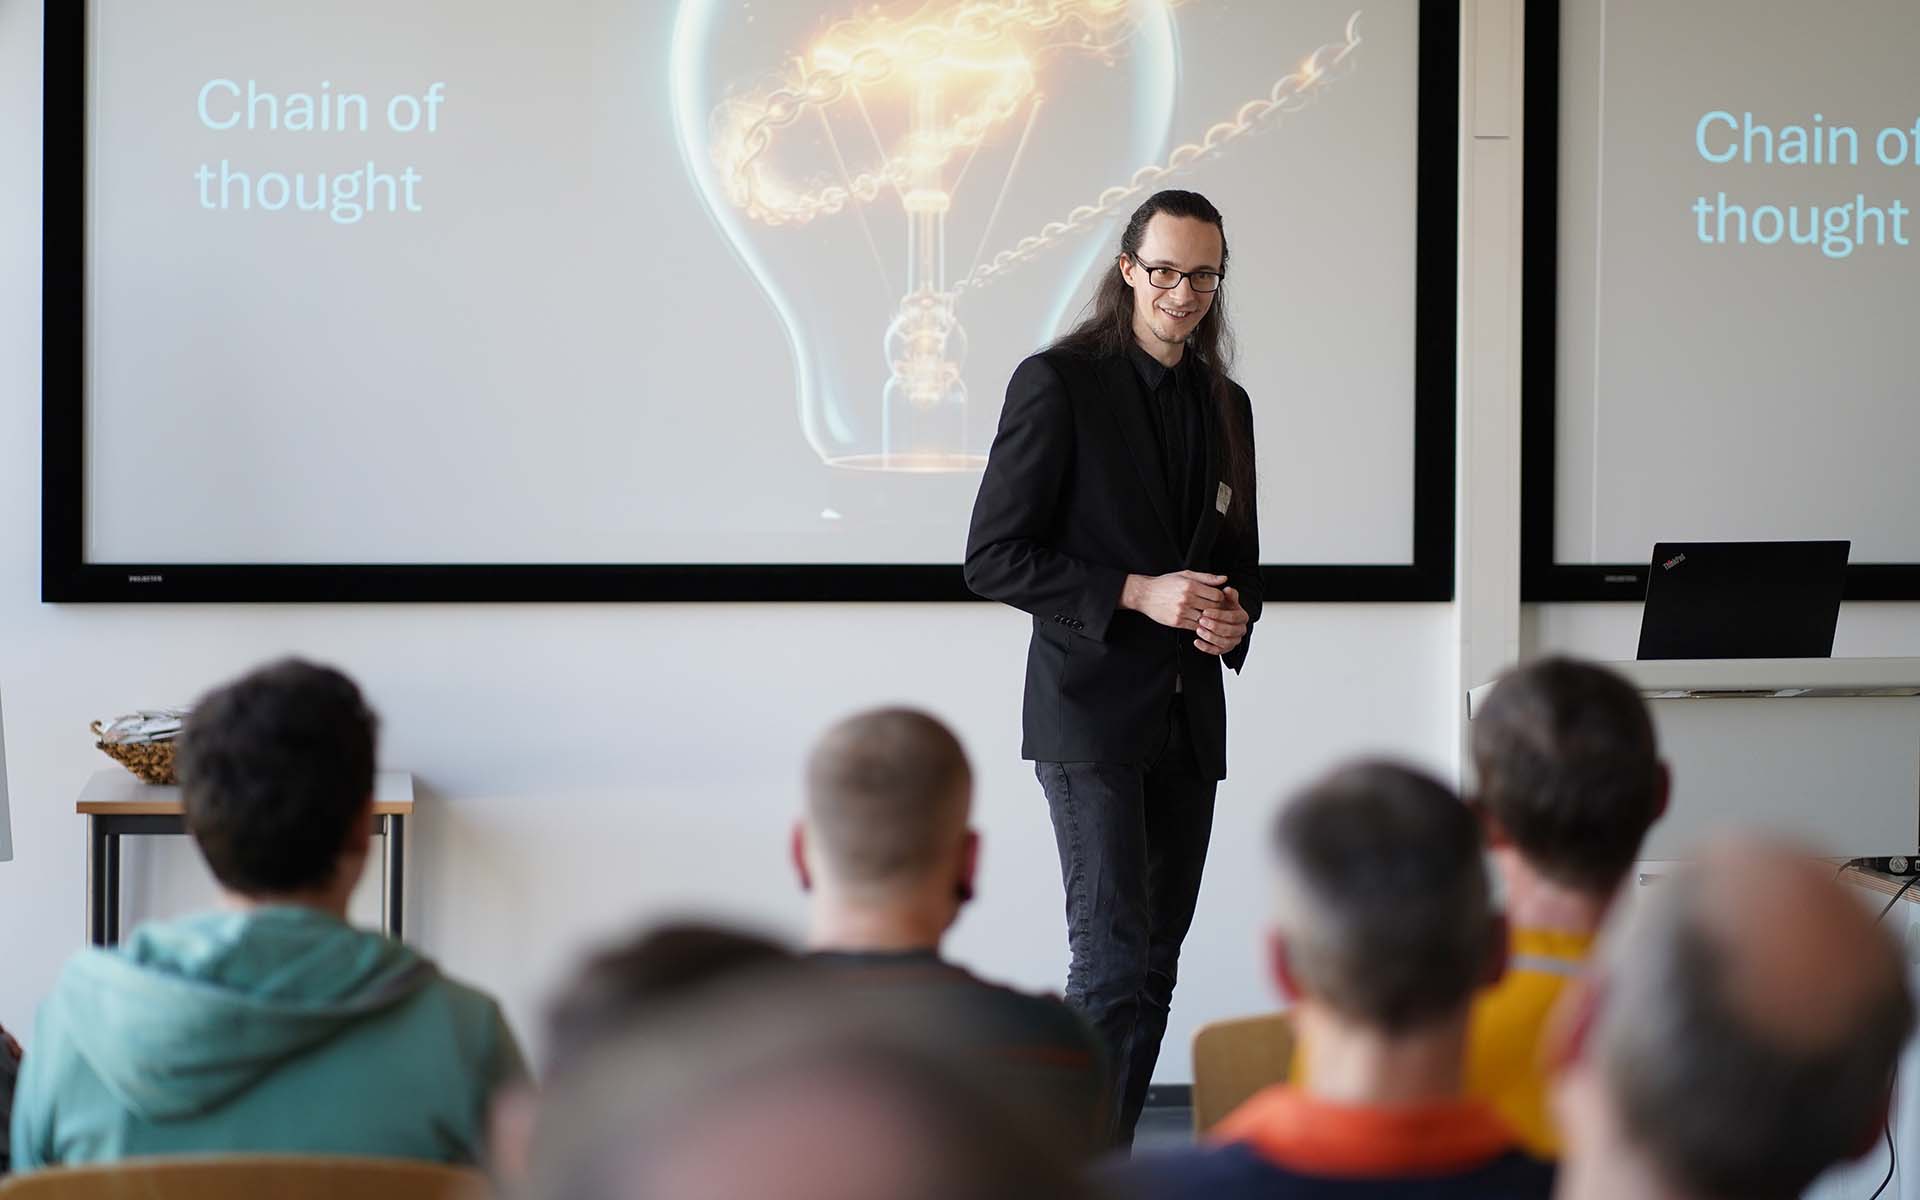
[965, 189, 1262, 1147]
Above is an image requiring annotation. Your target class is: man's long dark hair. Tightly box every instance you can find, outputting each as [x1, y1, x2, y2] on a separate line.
[1051, 189, 1254, 526]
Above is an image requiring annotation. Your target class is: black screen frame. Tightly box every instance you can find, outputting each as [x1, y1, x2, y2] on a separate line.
[45, 1, 1462, 604]
[1521, 0, 1920, 602]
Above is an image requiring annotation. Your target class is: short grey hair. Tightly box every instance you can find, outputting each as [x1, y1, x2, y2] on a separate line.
[1271, 760, 1493, 1032]
[805, 708, 971, 893]
[1597, 869, 1915, 1200]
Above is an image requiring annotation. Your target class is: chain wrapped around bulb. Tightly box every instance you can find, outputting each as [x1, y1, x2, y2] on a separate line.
[674, 1, 1363, 475]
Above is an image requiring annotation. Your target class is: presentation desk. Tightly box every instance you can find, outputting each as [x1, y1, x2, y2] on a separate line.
[1469, 659, 1920, 862]
[76, 769, 413, 946]
[1817, 865, 1920, 1200]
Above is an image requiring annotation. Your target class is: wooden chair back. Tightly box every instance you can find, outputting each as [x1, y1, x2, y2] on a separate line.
[1190, 1011, 1296, 1134]
[0, 1156, 487, 1200]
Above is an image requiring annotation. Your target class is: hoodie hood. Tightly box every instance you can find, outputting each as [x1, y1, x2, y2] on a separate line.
[54, 906, 436, 1121]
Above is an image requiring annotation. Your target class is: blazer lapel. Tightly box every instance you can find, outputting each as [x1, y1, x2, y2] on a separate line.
[1100, 355, 1180, 552]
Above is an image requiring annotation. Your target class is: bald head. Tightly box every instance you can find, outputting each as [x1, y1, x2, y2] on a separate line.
[804, 709, 972, 896]
[615, 1051, 1066, 1200]
[528, 980, 1089, 1200]
[1693, 842, 1904, 1050]
[1588, 838, 1913, 1200]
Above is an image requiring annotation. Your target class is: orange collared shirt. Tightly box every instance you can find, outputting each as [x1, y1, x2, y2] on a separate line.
[1214, 1085, 1527, 1178]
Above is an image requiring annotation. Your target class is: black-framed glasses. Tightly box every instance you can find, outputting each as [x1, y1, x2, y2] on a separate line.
[1129, 257, 1223, 293]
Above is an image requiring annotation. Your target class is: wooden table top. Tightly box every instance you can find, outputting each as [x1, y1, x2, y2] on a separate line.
[77, 768, 414, 816]
[1841, 864, 1920, 906]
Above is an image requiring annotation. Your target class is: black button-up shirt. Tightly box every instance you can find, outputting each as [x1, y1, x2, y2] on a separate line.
[1128, 343, 1208, 543]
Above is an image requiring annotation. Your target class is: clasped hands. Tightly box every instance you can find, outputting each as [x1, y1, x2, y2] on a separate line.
[1120, 571, 1248, 656]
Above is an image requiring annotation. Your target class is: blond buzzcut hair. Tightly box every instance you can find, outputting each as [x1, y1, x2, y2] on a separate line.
[805, 708, 972, 894]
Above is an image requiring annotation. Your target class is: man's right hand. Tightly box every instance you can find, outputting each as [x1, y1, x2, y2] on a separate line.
[1121, 571, 1228, 632]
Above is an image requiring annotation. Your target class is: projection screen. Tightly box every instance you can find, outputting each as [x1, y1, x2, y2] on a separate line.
[45, 0, 1457, 602]
[1527, 0, 1920, 600]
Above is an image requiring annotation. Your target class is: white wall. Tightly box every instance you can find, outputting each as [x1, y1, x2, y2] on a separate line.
[0, 0, 1459, 1081]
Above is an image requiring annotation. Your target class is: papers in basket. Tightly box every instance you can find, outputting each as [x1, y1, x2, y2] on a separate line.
[95, 709, 191, 745]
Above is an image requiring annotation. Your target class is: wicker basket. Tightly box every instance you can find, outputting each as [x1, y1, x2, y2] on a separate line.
[92, 721, 178, 785]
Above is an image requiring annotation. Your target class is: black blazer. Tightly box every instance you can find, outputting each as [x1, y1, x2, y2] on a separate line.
[964, 347, 1262, 779]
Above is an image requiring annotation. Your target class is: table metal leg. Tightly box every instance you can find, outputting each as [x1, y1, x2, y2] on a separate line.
[104, 830, 121, 946]
[78, 814, 210, 948]
[86, 815, 104, 946]
[382, 814, 406, 941]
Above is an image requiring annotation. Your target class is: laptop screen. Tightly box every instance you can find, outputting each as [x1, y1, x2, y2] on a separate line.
[1636, 541, 1850, 660]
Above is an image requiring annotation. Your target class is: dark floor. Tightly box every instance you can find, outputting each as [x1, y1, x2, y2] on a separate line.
[1134, 1087, 1196, 1151]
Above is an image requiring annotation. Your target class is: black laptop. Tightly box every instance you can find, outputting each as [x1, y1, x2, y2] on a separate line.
[1635, 540, 1850, 660]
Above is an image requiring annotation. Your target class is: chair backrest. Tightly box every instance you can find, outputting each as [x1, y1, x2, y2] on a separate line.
[0, 1156, 487, 1200]
[1190, 1011, 1295, 1134]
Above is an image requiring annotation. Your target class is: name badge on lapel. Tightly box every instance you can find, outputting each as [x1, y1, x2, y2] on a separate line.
[1215, 482, 1233, 515]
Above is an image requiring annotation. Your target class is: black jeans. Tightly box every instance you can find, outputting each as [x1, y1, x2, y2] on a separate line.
[1036, 696, 1217, 1149]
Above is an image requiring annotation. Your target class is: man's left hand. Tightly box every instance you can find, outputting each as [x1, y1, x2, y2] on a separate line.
[1194, 586, 1249, 656]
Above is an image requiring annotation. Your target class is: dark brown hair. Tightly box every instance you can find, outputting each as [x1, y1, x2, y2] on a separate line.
[1471, 657, 1663, 894]
[1052, 189, 1253, 522]
[179, 658, 376, 895]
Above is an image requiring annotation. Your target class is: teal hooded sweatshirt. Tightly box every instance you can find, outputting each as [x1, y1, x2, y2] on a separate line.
[9, 907, 524, 1171]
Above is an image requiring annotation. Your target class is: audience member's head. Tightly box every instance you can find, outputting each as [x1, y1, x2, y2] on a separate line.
[178, 658, 377, 906]
[542, 922, 794, 1081]
[526, 979, 1094, 1200]
[1553, 838, 1914, 1200]
[794, 708, 977, 944]
[1471, 657, 1667, 898]
[493, 921, 796, 1189]
[1104, 765, 1546, 1196]
[1270, 760, 1502, 1034]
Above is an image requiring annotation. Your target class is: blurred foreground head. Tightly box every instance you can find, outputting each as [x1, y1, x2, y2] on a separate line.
[541, 921, 793, 1081]
[1269, 760, 1501, 1031]
[524, 977, 1094, 1200]
[492, 921, 796, 1190]
[1554, 837, 1914, 1200]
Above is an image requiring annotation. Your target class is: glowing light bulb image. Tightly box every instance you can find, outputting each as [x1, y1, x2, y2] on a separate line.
[670, 1, 1361, 474]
